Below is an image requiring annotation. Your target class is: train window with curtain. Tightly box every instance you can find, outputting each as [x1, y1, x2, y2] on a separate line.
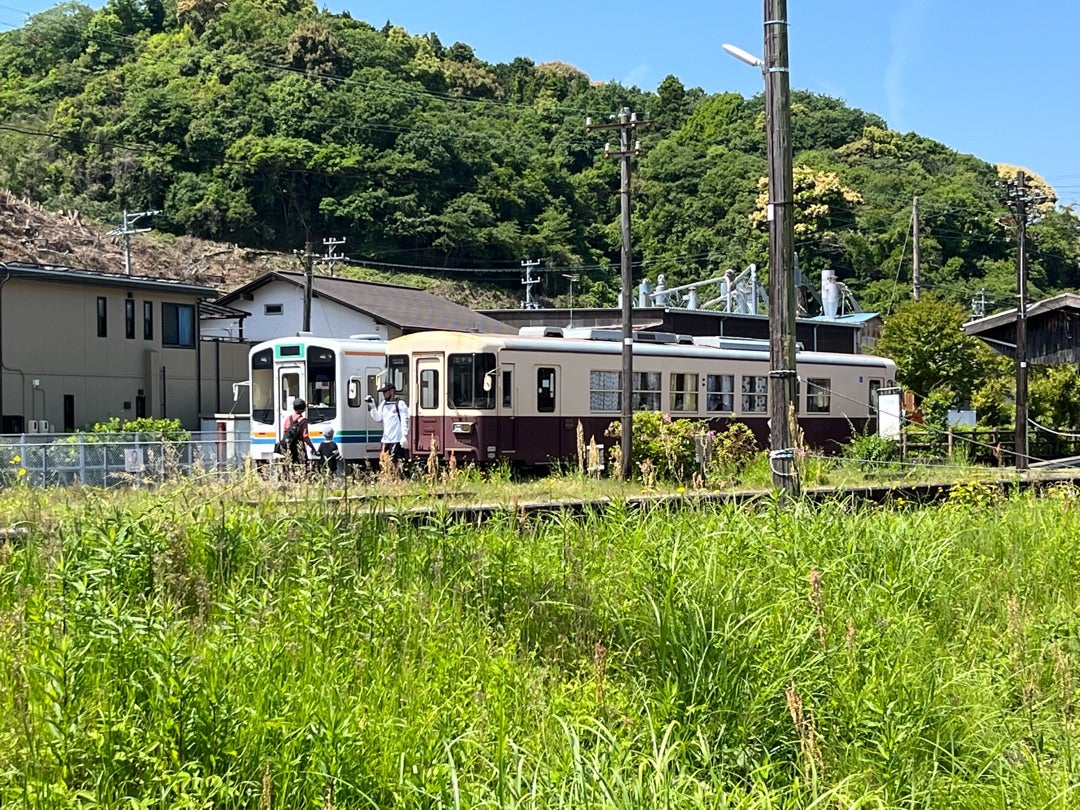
[706, 374, 735, 412]
[741, 375, 767, 413]
[590, 370, 620, 412]
[633, 372, 661, 411]
[807, 378, 831, 413]
[420, 368, 439, 409]
[669, 372, 698, 412]
[449, 353, 496, 409]
[537, 367, 556, 413]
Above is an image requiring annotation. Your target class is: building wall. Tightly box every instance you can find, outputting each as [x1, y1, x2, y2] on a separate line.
[1, 277, 210, 431]
[204, 280, 396, 342]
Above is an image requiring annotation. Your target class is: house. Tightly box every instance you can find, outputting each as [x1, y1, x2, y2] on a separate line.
[208, 271, 515, 342]
[0, 261, 246, 433]
[963, 292, 1080, 364]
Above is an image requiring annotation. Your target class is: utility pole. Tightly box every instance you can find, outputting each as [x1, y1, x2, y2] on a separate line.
[295, 241, 316, 333]
[764, 0, 799, 496]
[520, 259, 540, 309]
[587, 108, 650, 481]
[319, 237, 346, 277]
[911, 196, 921, 301]
[108, 209, 162, 276]
[563, 273, 579, 327]
[1007, 172, 1031, 471]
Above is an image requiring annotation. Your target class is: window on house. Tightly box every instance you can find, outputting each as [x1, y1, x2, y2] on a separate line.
[741, 375, 768, 413]
[162, 303, 195, 348]
[143, 301, 153, 340]
[669, 372, 699, 412]
[125, 299, 135, 339]
[96, 297, 107, 337]
[807, 378, 831, 413]
[264, 303, 284, 316]
[706, 374, 735, 412]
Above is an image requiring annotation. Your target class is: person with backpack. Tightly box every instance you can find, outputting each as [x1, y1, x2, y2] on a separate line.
[366, 382, 409, 474]
[316, 427, 341, 475]
[281, 398, 316, 466]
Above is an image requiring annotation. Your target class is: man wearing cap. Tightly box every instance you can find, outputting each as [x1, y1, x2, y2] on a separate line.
[367, 382, 409, 472]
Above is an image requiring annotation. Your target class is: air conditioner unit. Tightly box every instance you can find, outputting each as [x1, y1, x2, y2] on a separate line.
[39, 420, 50, 434]
[26, 420, 38, 434]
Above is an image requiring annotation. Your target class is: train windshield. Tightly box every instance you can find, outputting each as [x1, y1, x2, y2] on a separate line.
[306, 346, 337, 422]
[250, 348, 274, 424]
[449, 353, 496, 409]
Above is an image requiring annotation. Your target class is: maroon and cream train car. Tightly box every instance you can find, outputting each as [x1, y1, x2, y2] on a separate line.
[386, 329, 897, 466]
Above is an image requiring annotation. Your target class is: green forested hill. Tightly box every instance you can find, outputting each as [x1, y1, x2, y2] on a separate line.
[2, 0, 1079, 314]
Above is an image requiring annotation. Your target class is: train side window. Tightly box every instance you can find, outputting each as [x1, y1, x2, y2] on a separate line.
[589, 370, 620, 412]
[537, 367, 556, 413]
[869, 379, 883, 411]
[669, 372, 698, 412]
[807, 378, 831, 413]
[633, 372, 661, 411]
[501, 370, 512, 408]
[420, 369, 439, 409]
[741, 375, 767, 413]
[706, 374, 735, 413]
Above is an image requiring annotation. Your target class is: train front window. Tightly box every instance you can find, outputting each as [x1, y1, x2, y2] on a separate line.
[251, 348, 274, 423]
[280, 372, 300, 411]
[449, 353, 496, 409]
[307, 346, 337, 421]
[388, 354, 409, 399]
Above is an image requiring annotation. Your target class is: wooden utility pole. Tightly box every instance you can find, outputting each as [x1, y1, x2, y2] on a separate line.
[587, 108, 649, 480]
[1012, 172, 1029, 471]
[298, 240, 315, 332]
[764, 0, 799, 495]
[911, 196, 921, 301]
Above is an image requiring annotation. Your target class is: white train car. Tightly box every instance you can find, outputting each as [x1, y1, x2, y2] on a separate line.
[248, 335, 399, 463]
[385, 329, 896, 466]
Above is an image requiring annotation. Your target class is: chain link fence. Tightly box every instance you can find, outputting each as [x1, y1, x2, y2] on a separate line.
[0, 430, 252, 488]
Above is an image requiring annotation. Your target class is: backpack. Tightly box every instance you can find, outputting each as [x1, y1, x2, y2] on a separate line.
[278, 415, 306, 456]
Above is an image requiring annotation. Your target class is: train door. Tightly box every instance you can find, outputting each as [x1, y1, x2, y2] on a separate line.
[536, 365, 560, 461]
[414, 356, 444, 455]
[498, 362, 516, 455]
[278, 364, 303, 439]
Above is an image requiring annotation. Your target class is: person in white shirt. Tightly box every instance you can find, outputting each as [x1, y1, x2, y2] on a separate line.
[367, 382, 409, 473]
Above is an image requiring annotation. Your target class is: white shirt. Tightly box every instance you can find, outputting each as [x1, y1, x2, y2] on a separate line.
[370, 396, 409, 444]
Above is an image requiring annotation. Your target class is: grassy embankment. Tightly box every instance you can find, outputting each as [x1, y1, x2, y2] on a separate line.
[1, 473, 1079, 808]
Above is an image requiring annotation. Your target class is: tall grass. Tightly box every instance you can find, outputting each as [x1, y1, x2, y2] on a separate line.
[2, 476, 1080, 807]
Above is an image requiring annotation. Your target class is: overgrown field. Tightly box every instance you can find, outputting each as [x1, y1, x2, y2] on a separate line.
[2, 479, 1080, 808]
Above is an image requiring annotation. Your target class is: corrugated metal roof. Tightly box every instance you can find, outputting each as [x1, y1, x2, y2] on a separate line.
[218, 271, 514, 334]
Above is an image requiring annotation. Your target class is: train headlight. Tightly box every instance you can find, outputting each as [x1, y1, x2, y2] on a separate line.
[451, 421, 474, 435]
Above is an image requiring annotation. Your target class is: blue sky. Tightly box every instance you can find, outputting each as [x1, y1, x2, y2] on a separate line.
[3, 0, 1079, 205]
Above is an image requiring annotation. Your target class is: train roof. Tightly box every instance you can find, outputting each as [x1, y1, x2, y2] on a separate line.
[387, 330, 895, 369]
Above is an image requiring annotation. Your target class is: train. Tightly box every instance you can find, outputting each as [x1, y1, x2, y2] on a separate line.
[383, 328, 898, 466]
[247, 334, 399, 463]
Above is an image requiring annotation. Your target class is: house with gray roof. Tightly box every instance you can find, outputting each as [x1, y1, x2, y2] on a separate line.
[208, 271, 514, 343]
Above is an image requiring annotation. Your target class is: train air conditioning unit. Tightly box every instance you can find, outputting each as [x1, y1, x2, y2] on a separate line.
[39, 420, 51, 433]
[26, 420, 39, 434]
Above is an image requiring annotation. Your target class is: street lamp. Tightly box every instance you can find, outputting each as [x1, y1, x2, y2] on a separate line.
[563, 273, 579, 327]
[723, 0, 799, 496]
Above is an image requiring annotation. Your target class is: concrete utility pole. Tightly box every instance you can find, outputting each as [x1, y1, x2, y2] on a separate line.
[520, 259, 541, 309]
[319, 237, 346, 277]
[296, 241, 316, 332]
[587, 108, 650, 481]
[109, 209, 162, 276]
[911, 196, 921, 301]
[763, 0, 799, 496]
